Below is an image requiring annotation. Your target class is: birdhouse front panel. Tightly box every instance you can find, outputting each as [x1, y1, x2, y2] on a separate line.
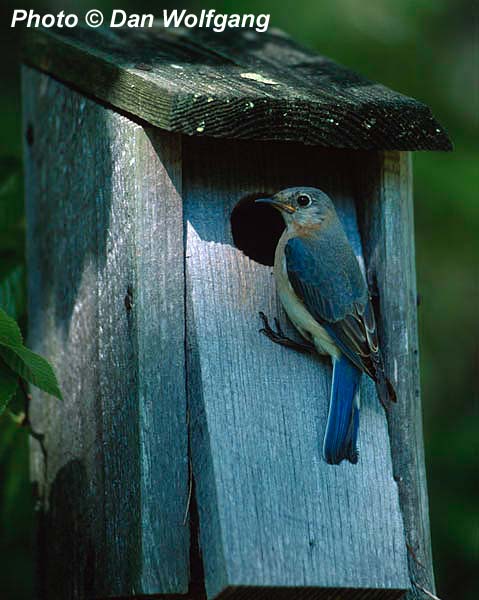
[183, 137, 409, 598]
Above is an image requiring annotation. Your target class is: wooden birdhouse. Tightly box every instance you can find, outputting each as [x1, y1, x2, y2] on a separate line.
[22, 25, 451, 600]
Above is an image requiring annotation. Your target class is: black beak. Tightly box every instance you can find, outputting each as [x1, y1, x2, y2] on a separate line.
[255, 198, 296, 214]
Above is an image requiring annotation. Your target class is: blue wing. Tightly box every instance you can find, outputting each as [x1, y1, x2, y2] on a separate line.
[285, 233, 379, 379]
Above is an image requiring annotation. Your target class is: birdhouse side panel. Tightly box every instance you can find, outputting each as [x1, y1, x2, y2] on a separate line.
[22, 67, 189, 598]
[356, 151, 435, 598]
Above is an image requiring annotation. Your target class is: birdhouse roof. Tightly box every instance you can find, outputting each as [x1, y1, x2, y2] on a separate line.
[23, 25, 452, 151]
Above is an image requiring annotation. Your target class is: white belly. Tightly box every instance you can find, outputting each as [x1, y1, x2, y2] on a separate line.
[274, 234, 341, 360]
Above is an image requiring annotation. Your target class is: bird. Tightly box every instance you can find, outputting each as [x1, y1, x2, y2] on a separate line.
[256, 187, 395, 465]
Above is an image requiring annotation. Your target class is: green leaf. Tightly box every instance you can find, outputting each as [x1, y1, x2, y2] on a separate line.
[0, 307, 23, 348]
[0, 362, 19, 416]
[0, 345, 62, 400]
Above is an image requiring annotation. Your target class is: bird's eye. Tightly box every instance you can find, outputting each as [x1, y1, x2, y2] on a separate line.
[297, 193, 312, 207]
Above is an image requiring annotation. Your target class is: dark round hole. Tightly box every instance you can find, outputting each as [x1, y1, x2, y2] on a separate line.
[231, 194, 285, 266]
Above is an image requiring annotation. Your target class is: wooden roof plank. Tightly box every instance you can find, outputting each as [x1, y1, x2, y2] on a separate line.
[22, 25, 452, 150]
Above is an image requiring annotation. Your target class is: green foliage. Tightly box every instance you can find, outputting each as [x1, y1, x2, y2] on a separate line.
[0, 343, 62, 402]
[0, 307, 62, 403]
[0, 154, 61, 600]
[0, 365, 18, 415]
[0, 156, 29, 417]
[0, 170, 62, 416]
[0, 306, 23, 348]
[0, 417, 33, 600]
[0, 151, 34, 600]
[0, 264, 25, 322]
[0, 143, 61, 600]
[0, 157, 25, 258]
[0, 156, 25, 323]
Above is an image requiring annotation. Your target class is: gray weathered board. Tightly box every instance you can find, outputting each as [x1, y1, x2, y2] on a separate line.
[183, 137, 410, 599]
[23, 67, 189, 598]
[23, 25, 451, 151]
[356, 152, 436, 600]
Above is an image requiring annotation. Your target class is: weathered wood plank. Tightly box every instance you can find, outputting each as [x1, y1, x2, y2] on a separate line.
[22, 25, 451, 151]
[356, 151, 435, 600]
[23, 67, 189, 598]
[184, 137, 410, 599]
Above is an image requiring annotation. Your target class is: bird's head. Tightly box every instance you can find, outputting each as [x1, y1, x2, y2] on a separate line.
[255, 187, 335, 228]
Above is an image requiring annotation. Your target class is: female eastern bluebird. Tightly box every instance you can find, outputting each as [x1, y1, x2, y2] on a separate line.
[256, 187, 395, 465]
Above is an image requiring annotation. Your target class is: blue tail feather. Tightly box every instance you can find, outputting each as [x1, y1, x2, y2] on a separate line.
[323, 356, 361, 465]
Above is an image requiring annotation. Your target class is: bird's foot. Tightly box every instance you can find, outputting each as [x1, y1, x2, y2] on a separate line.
[258, 312, 315, 354]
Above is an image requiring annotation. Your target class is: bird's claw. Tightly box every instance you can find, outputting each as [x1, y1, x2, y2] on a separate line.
[273, 317, 285, 337]
[258, 312, 315, 354]
[259, 312, 285, 343]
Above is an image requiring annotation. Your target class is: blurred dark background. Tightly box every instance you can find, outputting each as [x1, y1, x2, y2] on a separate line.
[0, 1, 477, 599]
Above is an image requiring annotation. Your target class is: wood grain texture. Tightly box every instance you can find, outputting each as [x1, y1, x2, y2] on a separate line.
[23, 67, 189, 598]
[22, 25, 451, 151]
[184, 137, 410, 599]
[356, 152, 435, 600]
